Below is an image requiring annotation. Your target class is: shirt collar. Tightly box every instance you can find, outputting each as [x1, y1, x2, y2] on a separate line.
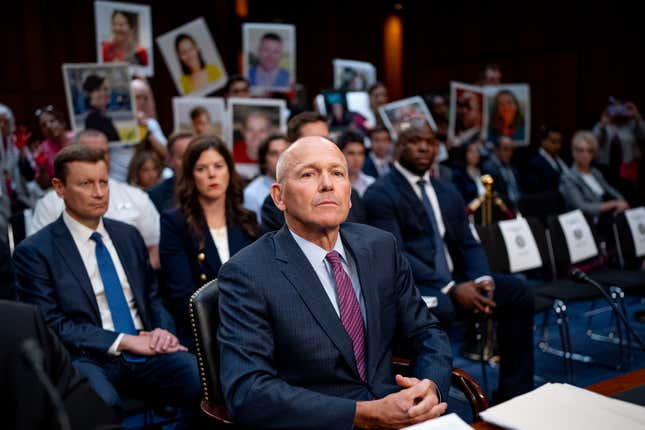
[62, 210, 107, 243]
[289, 228, 347, 267]
[394, 161, 431, 187]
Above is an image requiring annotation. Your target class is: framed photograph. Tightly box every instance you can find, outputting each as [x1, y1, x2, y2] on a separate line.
[243, 23, 295, 93]
[227, 97, 287, 179]
[448, 81, 485, 146]
[95, 1, 153, 77]
[378, 96, 437, 139]
[172, 97, 226, 139]
[483, 84, 531, 146]
[156, 17, 228, 96]
[333, 59, 376, 92]
[62, 62, 139, 145]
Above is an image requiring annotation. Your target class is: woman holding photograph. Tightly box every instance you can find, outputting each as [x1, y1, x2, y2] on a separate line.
[175, 33, 223, 94]
[159, 136, 258, 347]
[488, 89, 526, 142]
[83, 74, 120, 142]
[102, 10, 148, 66]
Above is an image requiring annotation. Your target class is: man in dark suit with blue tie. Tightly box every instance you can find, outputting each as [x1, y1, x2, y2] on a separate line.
[13, 145, 201, 427]
[218, 136, 452, 429]
[363, 126, 534, 402]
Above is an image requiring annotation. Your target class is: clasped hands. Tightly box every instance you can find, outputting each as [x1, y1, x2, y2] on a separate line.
[452, 279, 496, 315]
[118, 328, 187, 356]
[355, 374, 447, 429]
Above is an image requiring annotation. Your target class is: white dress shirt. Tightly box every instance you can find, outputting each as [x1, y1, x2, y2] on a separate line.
[539, 148, 569, 173]
[209, 225, 230, 264]
[243, 175, 273, 224]
[394, 162, 492, 293]
[62, 211, 144, 354]
[577, 169, 605, 197]
[369, 152, 391, 177]
[30, 178, 160, 246]
[289, 229, 366, 323]
[352, 172, 376, 197]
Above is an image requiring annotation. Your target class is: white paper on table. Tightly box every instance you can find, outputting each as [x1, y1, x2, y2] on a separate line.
[402, 413, 474, 430]
[624, 206, 645, 257]
[480, 383, 645, 430]
[557, 209, 598, 263]
[498, 218, 543, 272]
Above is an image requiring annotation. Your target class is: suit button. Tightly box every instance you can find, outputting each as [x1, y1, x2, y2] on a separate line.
[197, 252, 206, 262]
[200, 274, 207, 282]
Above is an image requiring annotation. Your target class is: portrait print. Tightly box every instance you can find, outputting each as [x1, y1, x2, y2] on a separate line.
[172, 97, 226, 139]
[156, 17, 228, 96]
[483, 84, 531, 146]
[448, 82, 485, 146]
[227, 97, 287, 179]
[333, 59, 376, 92]
[95, 1, 153, 76]
[378, 96, 437, 139]
[62, 62, 139, 144]
[243, 23, 295, 93]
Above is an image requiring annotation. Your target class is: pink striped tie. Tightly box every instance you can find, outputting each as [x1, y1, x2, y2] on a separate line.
[325, 251, 367, 381]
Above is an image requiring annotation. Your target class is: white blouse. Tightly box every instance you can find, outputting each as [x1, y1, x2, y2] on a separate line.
[209, 225, 230, 264]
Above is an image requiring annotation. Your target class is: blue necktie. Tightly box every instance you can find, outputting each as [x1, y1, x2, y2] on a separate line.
[90, 232, 145, 363]
[416, 179, 451, 283]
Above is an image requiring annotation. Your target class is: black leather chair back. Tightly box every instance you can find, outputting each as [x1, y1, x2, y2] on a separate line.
[189, 279, 223, 403]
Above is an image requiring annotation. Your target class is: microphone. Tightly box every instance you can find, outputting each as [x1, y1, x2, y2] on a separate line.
[21, 338, 72, 430]
[569, 269, 645, 348]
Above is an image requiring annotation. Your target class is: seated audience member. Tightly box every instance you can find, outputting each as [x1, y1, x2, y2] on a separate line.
[147, 132, 193, 213]
[13, 145, 201, 425]
[0, 239, 16, 300]
[362, 126, 393, 178]
[218, 136, 452, 429]
[160, 136, 257, 347]
[126, 150, 162, 190]
[33, 105, 73, 186]
[482, 136, 522, 209]
[592, 100, 645, 201]
[0, 186, 9, 241]
[363, 126, 534, 402]
[224, 74, 251, 99]
[560, 130, 629, 222]
[368, 82, 389, 127]
[451, 140, 486, 204]
[524, 124, 568, 193]
[190, 106, 214, 136]
[243, 134, 290, 223]
[1, 103, 44, 210]
[337, 130, 375, 197]
[261, 113, 366, 231]
[30, 130, 161, 268]
[0, 300, 120, 430]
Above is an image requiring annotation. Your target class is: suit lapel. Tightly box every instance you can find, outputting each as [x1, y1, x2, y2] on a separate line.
[340, 226, 381, 384]
[272, 226, 358, 377]
[390, 169, 429, 227]
[51, 217, 102, 323]
[202, 224, 223, 277]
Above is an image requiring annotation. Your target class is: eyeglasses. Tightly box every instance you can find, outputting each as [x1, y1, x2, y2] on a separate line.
[35, 105, 55, 118]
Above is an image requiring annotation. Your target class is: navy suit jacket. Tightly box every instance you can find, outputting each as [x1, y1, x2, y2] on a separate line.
[481, 158, 521, 208]
[218, 223, 452, 430]
[361, 153, 380, 178]
[451, 167, 480, 204]
[13, 216, 174, 358]
[159, 207, 254, 345]
[148, 176, 176, 213]
[363, 168, 490, 292]
[524, 151, 562, 194]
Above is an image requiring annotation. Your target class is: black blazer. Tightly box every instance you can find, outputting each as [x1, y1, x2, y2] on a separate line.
[524, 151, 562, 194]
[147, 176, 176, 214]
[159, 207, 254, 345]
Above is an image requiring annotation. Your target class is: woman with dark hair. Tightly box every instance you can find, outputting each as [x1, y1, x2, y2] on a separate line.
[83, 74, 119, 141]
[451, 140, 486, 204]
[175, 33, 223, 94]
[159, 135, 258, 347]
[126, 149, 161, 190]
[34, 105, 73, 184]
[488, 89, 526, 142]
[102, 10, 148, 65]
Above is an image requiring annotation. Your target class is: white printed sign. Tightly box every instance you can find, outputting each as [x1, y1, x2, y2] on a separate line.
[498, 218, 543, 272]
[624, 206, 645, 257]
[557, 210, 598, 263]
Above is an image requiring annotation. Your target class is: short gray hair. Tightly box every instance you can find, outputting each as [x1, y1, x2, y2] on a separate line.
[571, 130, 598, 153]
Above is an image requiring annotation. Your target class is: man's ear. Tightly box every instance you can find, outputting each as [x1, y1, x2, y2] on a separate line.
[51, 178, 65, 198]
[270, 183, 286, 212]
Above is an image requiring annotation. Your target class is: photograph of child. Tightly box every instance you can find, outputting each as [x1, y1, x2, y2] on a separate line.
[227, 97, 286, 179]
[95, 1, 153, 76]
[172, 97, 226, 139]
[62, 62, 138, 144]
[378, 96, 437, 139]
[156, 17, 228, 96]
[243, 23, 295, 93]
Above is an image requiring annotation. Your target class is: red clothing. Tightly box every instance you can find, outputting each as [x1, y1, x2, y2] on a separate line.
[233, 139, 256, 164]
[101, 41, 148, 66]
